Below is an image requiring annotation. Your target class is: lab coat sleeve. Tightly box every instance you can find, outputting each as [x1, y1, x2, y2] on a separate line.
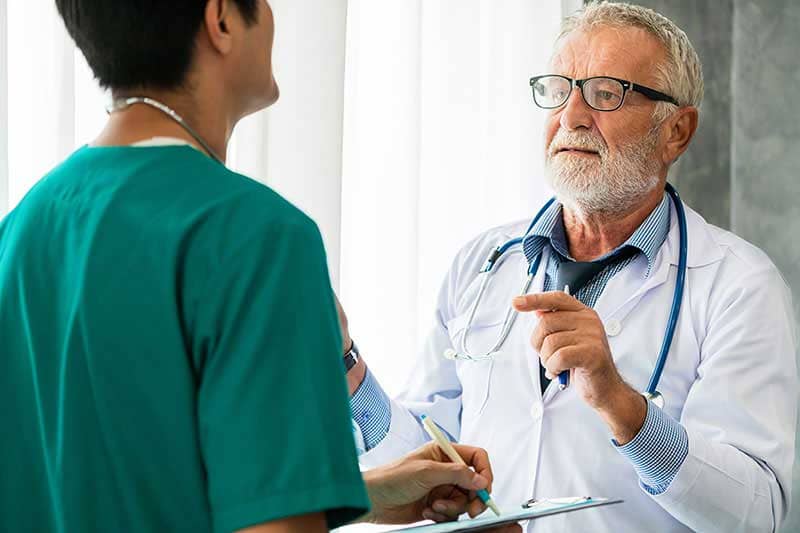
[647, 260, 797, 532]
[356, 299, 465, 469]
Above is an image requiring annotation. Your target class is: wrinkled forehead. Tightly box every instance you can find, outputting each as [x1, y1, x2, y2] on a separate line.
[549, 25, 666, 86]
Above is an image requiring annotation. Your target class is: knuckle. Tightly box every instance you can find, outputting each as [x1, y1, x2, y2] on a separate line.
[421, 441, 438, 456]
[550, 347, 568, 368]
[414, 460, 436, 475]
[530, 330, 543, 350]
[541, 334, 554, 356]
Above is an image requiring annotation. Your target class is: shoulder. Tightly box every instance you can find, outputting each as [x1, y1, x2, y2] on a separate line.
[202, 156, 317, 232]
[685, 209, 793, 326]
[193, 154, 306, 223]
[681, 205, 783, 284]
[703, 219, 787, 289]
[174, 153, 324, 269]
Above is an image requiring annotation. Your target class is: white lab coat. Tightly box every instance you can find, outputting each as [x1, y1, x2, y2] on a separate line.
[358, 203, 797, 532]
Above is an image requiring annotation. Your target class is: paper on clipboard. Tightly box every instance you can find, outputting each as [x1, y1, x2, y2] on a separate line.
[384, 497, 622, 533]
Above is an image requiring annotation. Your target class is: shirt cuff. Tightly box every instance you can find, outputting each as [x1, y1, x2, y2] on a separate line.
[350, 369, 392, 453]
[613, 401, 689, 495]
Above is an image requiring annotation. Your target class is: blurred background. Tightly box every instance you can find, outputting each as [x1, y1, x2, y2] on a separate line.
[1, 0, 798, 529]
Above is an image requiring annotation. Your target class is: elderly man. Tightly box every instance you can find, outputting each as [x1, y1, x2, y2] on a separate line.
[338, 2, 797, 532]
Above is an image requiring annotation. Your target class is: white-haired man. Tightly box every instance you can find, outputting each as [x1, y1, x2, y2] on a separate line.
[338, 3, 797, 532]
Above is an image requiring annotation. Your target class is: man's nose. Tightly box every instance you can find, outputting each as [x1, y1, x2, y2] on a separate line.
[559, 86, 594, 131]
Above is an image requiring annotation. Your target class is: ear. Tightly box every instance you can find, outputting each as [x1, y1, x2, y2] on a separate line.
[661, 106, 699, 165]
[203, 0, 234, 55]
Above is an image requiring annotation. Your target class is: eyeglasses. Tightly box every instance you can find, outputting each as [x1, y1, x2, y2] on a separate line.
[529, 74, 679, 112]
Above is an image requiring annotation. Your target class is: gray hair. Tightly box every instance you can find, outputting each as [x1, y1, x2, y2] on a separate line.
[558, 1, 704, 123]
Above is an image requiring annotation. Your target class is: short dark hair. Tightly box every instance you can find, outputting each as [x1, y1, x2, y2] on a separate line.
[55, 0, 260, 91]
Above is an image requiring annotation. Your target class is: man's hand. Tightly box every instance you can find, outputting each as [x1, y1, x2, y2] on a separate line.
[512, 291, 647, 444]
[361, 443, 519, 532]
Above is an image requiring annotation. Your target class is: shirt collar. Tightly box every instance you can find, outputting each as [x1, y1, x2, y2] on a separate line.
[522, 193, 671, 277]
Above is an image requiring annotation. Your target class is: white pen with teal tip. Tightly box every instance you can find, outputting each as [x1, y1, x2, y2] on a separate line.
[420, 415, 502, 517]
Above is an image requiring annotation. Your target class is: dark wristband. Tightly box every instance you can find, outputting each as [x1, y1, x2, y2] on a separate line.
[343, 341, 360, 373]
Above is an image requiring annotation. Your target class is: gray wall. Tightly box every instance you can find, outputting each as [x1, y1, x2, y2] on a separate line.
[732, 4, 800, 530]
[598, 0, 800, 530]
[644, 1, 734, 229]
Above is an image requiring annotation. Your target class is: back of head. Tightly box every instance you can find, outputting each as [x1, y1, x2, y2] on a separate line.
[55, 0, 260, 91]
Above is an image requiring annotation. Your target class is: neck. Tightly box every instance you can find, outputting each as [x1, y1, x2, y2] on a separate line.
[561, 186, 664, 261]
[94, 88, 233, 163]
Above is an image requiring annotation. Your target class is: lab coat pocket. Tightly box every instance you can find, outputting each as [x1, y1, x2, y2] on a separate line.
[446, 313, 499, 418]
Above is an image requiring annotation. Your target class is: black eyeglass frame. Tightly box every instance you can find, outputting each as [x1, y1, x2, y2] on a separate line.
[529, 74, 680, 111]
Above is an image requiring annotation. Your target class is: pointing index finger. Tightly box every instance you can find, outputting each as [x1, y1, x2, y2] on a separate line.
[512, 291, 585, 313]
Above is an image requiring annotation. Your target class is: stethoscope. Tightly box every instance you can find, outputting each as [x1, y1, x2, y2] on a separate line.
[444, 183, 688, 408]
[106, 96, 225, 165]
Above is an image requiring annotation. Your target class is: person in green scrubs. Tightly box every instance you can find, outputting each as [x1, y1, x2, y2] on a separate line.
[0, 1, 520, 532]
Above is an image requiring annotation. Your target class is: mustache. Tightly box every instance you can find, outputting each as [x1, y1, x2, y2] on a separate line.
[547, 131, 608, 158]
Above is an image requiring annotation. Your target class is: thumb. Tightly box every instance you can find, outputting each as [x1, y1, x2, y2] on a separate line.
[418, 461, 489, 492]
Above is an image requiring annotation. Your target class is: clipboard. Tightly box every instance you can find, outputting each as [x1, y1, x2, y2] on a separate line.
[385, 497, 623, 533]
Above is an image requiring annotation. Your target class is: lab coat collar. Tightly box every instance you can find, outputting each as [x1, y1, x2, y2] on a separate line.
[592, 200, 724, 322]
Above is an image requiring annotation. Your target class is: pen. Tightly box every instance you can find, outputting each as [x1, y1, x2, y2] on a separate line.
[420, 415, 502, 517]
[558, 285, 571, 390]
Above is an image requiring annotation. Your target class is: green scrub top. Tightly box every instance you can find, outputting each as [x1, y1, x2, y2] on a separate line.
[0, 145, 370, 532]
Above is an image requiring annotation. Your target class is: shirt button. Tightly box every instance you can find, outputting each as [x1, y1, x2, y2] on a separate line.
[531, 403, 544, 421]
[605, 319, 622, 337]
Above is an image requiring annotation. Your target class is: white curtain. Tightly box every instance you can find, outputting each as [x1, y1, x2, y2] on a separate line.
[227, 0, 349, 287]
[1, 0, 565, 398]
[3, 0, 107, 215]
[340, 0, 563, 395]
[0, 0, 7, 214]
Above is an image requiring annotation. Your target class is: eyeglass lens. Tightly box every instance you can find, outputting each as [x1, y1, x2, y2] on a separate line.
[532, 76, 625, 111]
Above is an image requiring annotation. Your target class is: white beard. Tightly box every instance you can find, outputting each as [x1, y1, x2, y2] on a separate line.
[544, 128, 662, 216]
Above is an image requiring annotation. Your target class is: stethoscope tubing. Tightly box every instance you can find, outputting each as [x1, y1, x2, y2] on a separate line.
[455, 184, 688, 403]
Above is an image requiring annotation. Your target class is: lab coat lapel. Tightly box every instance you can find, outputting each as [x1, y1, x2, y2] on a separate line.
[593, 240, 673, 323]
[593, 201, 724, 324]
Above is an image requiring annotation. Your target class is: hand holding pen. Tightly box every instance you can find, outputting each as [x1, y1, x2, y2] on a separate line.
[512, 286, 634, 420]
[421, 415, 502, 517]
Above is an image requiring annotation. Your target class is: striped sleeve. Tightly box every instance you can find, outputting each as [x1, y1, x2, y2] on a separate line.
[349, 369, 392, 453]
[613, 401, 689, 495]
